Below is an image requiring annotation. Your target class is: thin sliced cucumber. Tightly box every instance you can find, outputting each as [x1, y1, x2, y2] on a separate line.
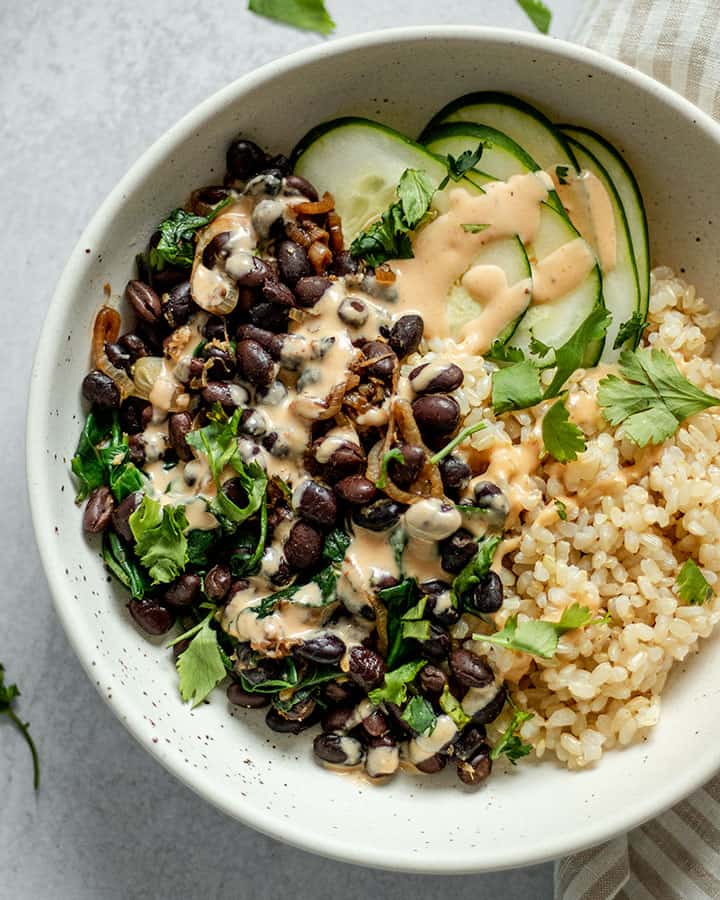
[422, 123, 565, 217]
[423, 91, 578, 171]
[508, 205, 604, 363]
[559, 125, 649, 330]
[564, 136, 640, 361]
[292, 117, 531, 342]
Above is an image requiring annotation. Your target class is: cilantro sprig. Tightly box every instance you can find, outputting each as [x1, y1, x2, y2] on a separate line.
[129, 496, 189, 585]
[542, 397, 586, 463]
[439, 144, 484, 189]
[676, 559, 714, 605]
[173, 611, 228, 707]
[473, 603, 601, 659]
[368, 660, 426, 706]
[0, 663, 39, 789]
[490, 708, 534, 764]
[598, 348, 720, 447]
[149, 198, 231, 271]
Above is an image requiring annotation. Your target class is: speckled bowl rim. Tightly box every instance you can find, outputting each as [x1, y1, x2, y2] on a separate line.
[27, 25, 720, 873]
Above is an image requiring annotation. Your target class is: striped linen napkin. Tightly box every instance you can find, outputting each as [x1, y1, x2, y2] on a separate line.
[556, 3, 720, 898]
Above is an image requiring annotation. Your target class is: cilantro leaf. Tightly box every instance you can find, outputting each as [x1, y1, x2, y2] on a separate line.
[462, 223, 490, 234]
[398, 168, 436, 229]
[453, 535, 503, 606]
[490, 708, 533, 763]
[491, 358, 543, 415]
[598, 348, 720, 446]
[377, 577, 421, 667]
[400, 597, 431, 641]
[439, 685, 471, 729]
[0, 663, 40, 789]
[555, 499, 568, 521]
[473, 602, 595, 659]
[149, 199, 230, 271]
[676, 559, 714, 605]
[368, 660, 426, 706]
[440, 143, 484, 188]
[402, 696, 437, 734]
[129, 495, 188, 584]
[613, 311, 647, 350]
[102, 531, 148, 599]
[186, 529, 219, 567]
[322, 528, 352, 564]
[543, 307, 612, 399]
[71, 410, 143, 502]
[542, 397, 586, 462]
[487, 341, 525, 364]
[555, 165, 570, 185]
[175, 613, 227, 707]
[515, 0, 552, 34]
[247, 0, 335, 35]
[529, 333, 552, 358]
[429, 421, 486, 465]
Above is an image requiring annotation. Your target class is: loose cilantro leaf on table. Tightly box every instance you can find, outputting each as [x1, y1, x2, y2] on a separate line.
[676, 559, 714, 605]
[148, 199, 230, 271]
[0, 663, 40, 790]
[439, 143, 484, 189]
[473, 603, 597, 659]
[439, 685, 471, 729]
[490, 708, 534, 763]
[402, 696, 437, 734]
[542, 397, 586, 462]
[368, 660, 426, 706]
[613, 311, 647, 350]
[175, 612, 228, 707]
[491, 358, 543, 415]
[515, 0, 552, 33]
[598, 348, 720, 446]
[129, 495, 188, 584]
[102, 531, 148, 599]
[247, 0, 335, 35]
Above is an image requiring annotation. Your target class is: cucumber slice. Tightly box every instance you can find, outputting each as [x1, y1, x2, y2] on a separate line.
[559, 125, 649, 328]
[422, 123, 565, 217]
[563, 136, 640, 361]
[423, 91, 578, 171]
[508, 204, 604, 363]
[292, 117, 531, 343]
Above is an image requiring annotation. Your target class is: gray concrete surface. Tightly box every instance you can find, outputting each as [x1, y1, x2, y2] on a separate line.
[0, 1, 583, 897]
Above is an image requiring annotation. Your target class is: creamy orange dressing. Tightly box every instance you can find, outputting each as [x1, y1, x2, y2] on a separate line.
[555, 170, 616, 273]
[531, 239, 596, 303]
[144, 458, 218, 530]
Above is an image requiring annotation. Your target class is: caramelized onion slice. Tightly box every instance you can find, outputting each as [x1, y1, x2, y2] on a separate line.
[294, 191, 335, 215]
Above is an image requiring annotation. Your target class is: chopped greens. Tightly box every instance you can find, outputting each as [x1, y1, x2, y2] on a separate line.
[429, 421, 486, 465]
[676, 559, 714, 605]
[598, 348, 720, 446]
[613, 311, 647, 350]
[175, 612, 228, 706]
[237, 657, 339, 695]
[439, 685, 471, 729]
[247, 0, 335, 35]
[554, 499, 568, 521]
[148, 199, 230, 271]
[452, 535, 503, 606]
[543, 307, 612, 399]
[129, 495, 188, 584]
[400, 596, 430, 641]
[461, 223, 490, 234]
[398, 168, 436, 229]
[542, 397, 586, 463]
[368, 659, 426, 706]
[490, 708, 534, 763]
[401, 696, 437, 734]
[186, 529, 219, 567]
[473, 603, 597, 659]
[230, 500, 268, 576]
[376, 448, 405, 489]
[71, 410, 143, 502]
[377, 578, 422, 667]
[322, 527, 351, 563]
[102, 531, 148, 599]
[0, 663, 40, 790]
[439, 143, 484, 189]
[491, 358, 543, 415]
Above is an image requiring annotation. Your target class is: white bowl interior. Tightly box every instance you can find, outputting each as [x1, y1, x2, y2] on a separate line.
[28, 28, 720, 873]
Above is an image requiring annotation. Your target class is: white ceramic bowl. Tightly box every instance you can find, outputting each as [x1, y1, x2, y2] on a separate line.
[28, 26, 720, 873]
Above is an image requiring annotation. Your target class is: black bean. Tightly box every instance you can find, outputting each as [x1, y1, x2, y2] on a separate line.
[361, 340, 397, 381]
[450, 649, 494, 689]
[457, 746, 492, 786]
[410, 362, 464, 395]
[468, 571, 504, 614]
[295, 276, 331, 308]
[202, 231, 232, 270]
[284, 174, 318, 201]
[470, 685, 507, 726]
[294, 633, 346, 665]
[362, 708, 388, 737]
[388, 443, 425, 489]
[134, 320, 164, 355]
[277, 694, 317, 722]
[265, 706, 316, 734]
[127, 434, 145, 466]
[226, 683, 270, 708]
[418, 665, 448, 696]
[111, 491, 142, 542]
[440, 528, 477, 575]
[389, 314, 424, 358]
[82, 370, 120, 409]
[422, 582, 461, 627]
[127, 599, 175, 635]
[226, 137, 268, 181]
[162, 281, 193, 328]
[313, 732, 360, 764]
[248, 301, 289, 333]
[236, 324, 283, 359]
[296, 480, 337, 528]
[205, 564, 232, 602]
[236, 339, 274, 387]
[125, 279, 161, 324]
[337, 296, 369, 326]
[321, 704, 353, 732]
[118, 398, 151, 435]
[452, 726, 488, 761]
[203, 344, 236, 380]
[190, 185, 231, 216]
[247, 169, 283, 197]
[262, 279, 295, 307]
[104, 341, 132, 374]
[419, 624, 451, 661]
[203, 316, 228, 341]
[202, 381, 244, 410]
[164, 573, 201, 608]
[235, 256, 272, 288]
[321, 442, 365, 481]
[472, 481, 510, 528]
[277, 240, 312, 286]
[347, 645, 386, 690]
[172, 638, 191, 659]
[118, 332, 149, 363]
[168, 412, 193, 461]
[329, 251, 358, 277]
[385, 702, 415, 737]
[83, 486, 114, 533]
[439, 455, 471, 497]
[352, 498, 405, 532]
[284, 521, 323, 571]
[222, 477, 249, 508]
[415, 753, 448, 774]
[412, 394, 460, 438]
[334, 475, 377, 506]
[323, 680, 361, 705]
